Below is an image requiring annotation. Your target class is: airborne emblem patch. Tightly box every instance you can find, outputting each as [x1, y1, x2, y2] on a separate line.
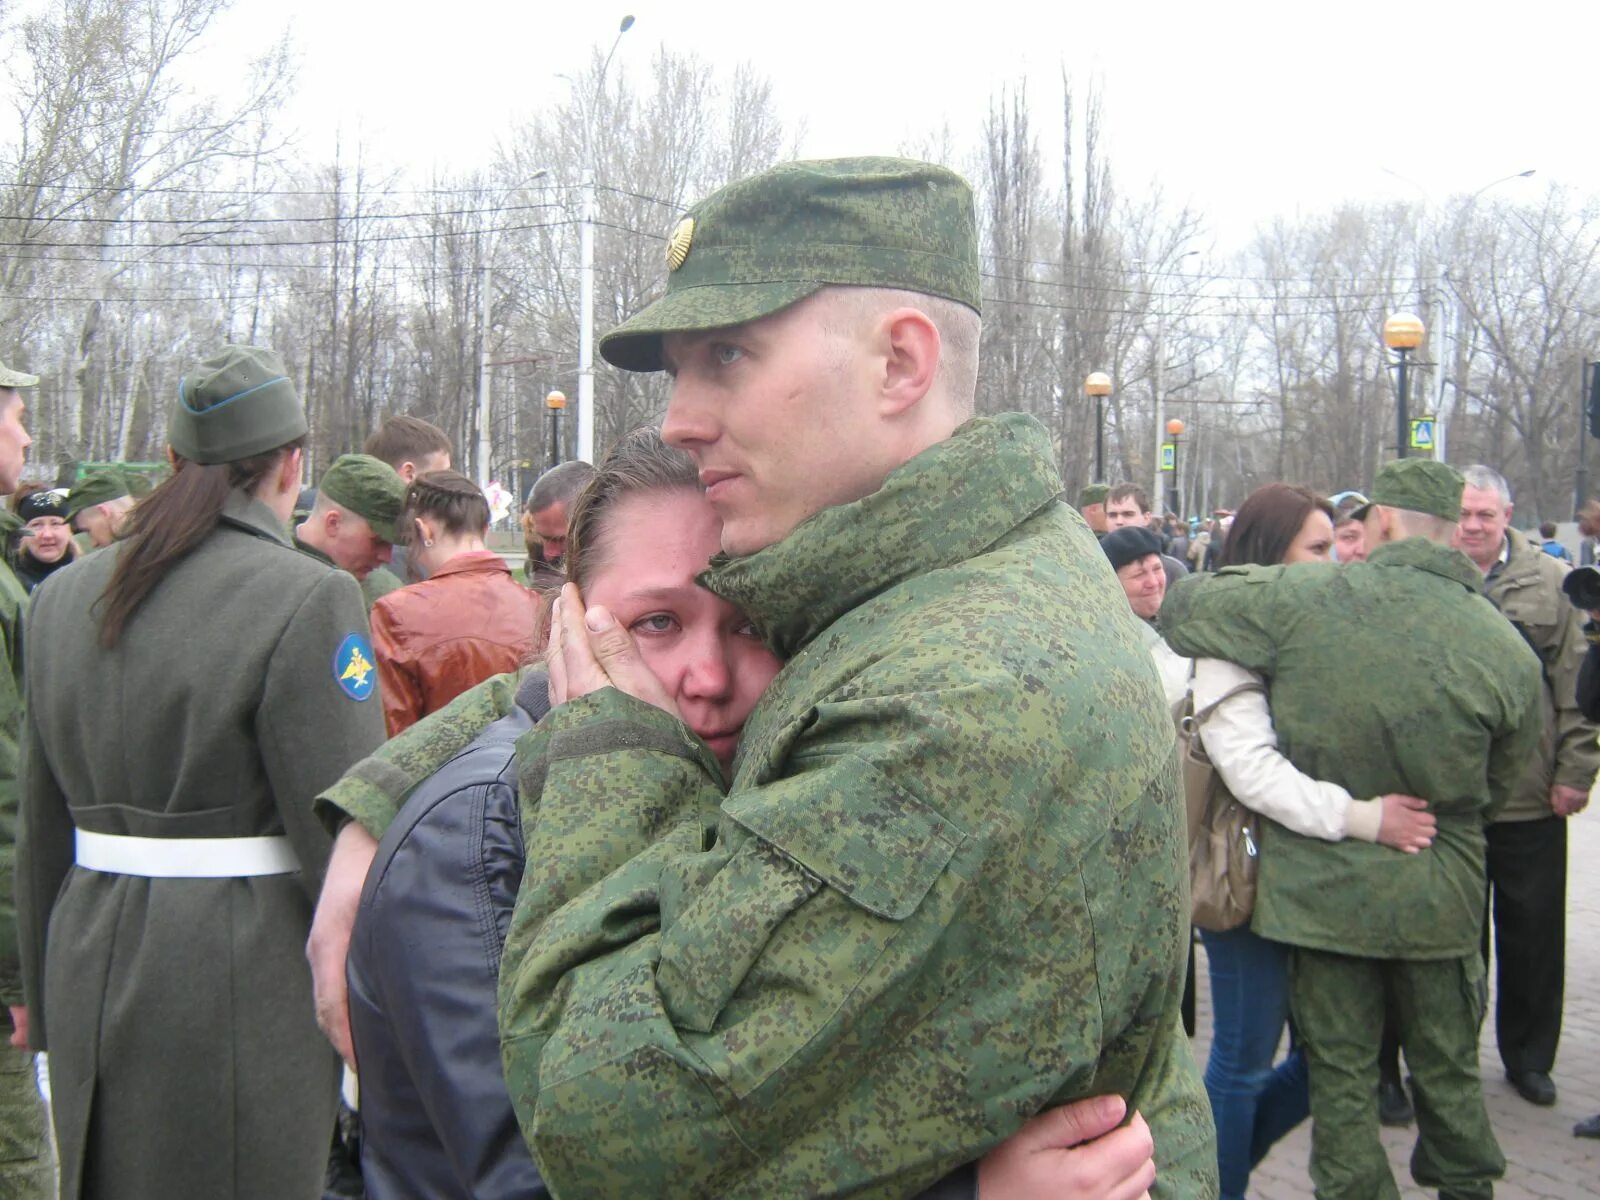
[334, 632, 377, 701]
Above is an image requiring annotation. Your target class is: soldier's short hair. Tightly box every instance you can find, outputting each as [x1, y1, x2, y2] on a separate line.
[1461, 464, 1512, 507]
[363, 415, 452, 471]
[527, 460, 597, 515]
[817, 287, 980, 415]
[1107, 483, 1150, 513]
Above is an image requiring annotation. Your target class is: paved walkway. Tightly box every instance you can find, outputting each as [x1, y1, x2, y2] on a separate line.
[1191, 808, 1600, 1198]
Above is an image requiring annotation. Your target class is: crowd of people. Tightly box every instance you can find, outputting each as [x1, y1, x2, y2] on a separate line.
[0, 155, 1593, 1200]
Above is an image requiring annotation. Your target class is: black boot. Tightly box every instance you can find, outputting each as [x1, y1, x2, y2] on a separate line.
[1378, 1073, 1413, 1127]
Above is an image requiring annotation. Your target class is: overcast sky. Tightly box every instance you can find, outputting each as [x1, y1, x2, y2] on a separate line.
[208, 0, 1598, 251]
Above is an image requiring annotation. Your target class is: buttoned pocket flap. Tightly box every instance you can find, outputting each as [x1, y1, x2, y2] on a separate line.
[724, 753, 964, 920]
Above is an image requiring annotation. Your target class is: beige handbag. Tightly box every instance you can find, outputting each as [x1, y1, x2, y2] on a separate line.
[1176, 678, 1264, 932]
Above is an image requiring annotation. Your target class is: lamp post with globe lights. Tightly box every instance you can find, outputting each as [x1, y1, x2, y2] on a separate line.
[1164, 418, 1186, 517]
[1384, 313, 1426, 459]
[1084, 371, 1111, 483]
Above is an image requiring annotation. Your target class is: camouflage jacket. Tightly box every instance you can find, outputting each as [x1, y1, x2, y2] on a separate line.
[1483, 530, 1600, 821]
[496, 414, 1215, 1199]
[1160, 537, 1543, 959]
[0, 559, 24, 1004]
[313, 669, 524, 838]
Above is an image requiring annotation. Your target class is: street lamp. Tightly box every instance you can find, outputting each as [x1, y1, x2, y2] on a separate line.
[545, 390, 567, 471]
[1164, 418, 1186, 517]
[1383, 312, 1426, 459]
[577, 14, 636, 466]
[1085, 371, 1111, 482]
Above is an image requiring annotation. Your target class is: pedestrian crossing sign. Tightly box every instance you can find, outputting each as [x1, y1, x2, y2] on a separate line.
[1161, 443, 1176, 471]
[1409, 417, 1436, 451]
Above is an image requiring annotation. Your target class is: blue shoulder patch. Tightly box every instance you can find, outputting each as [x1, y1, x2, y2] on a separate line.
[333, 632, 377, 701]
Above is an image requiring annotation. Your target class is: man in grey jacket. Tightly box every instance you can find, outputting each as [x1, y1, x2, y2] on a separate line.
[1456, 464, 1600, 1108]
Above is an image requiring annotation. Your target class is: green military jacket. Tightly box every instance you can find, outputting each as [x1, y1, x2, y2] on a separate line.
[362, 563, 404, 610]
[17, 491, 386, 1200]
[314, 668, 524, 838]
[0, 559, 25, 1006]
[1160, 537, 1542, 959]
[1483, 530, 1600, 821]
[496, 415, 1215, 1198]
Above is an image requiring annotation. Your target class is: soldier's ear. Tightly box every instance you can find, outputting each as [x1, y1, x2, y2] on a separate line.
[877, 307, 939, 418]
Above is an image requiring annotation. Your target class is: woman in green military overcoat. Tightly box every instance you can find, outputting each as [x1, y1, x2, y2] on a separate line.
[15, 347, 386, 1200]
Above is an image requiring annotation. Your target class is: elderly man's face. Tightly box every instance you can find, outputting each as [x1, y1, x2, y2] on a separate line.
[1115, 553, 1167, 620]
[1456, 484, 1511, 568]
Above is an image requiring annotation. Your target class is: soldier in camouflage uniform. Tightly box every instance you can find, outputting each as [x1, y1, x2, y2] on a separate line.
[472, 157, 1214, 1197]
[0, 359, 53, 1197]
[1160, 458, 1543, 1200]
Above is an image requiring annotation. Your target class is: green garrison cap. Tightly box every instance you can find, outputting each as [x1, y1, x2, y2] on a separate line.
[1078, 483, 1110, 507]
[599, 157, 982, 373]
[65, 470, 131, 520]
[1353, 458, 1464, 523]
[318, 454, 405, 544]
[169, 345, 307, 465]
[0, 359, 39, 389]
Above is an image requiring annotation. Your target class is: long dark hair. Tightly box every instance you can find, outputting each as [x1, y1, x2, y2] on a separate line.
[565, 428, 700, 593]
[97, 439, 303, 648]
[1219, 483, 1334, 569]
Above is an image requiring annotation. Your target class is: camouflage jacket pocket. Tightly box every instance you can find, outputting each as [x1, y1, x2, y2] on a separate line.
[655, 755, 964, 1094]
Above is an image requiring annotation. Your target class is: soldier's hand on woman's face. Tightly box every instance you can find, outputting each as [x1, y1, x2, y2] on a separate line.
[546, 583, 679, 719]
[975, 1094, 1155, 1200]
[1377, 794, 1436, 854]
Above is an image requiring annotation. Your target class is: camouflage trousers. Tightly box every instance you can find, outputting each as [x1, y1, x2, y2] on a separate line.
[0, 1042, 54, 1198]
[1289, 948, 1503, 1200]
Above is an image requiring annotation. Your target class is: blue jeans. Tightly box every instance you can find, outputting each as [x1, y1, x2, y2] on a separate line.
[1200, 926, 1310, 1199]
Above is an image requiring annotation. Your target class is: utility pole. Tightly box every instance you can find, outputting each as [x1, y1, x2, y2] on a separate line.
[1151, 311, 1164, 505]
[577, 15, 636, 466]
[1579, 361, 1596, 514]
[475, 266, 491, 490]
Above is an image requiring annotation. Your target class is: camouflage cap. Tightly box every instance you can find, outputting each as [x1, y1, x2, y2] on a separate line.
[1078, 483, 1110, 507]
[169, 345, 307, 465]
[319, 454, 405, 544]
[1352, 458, 1464, 523]
[65, 470, 131, 520]
[599, 157, 981, 373]
[0, 359, 39, 389]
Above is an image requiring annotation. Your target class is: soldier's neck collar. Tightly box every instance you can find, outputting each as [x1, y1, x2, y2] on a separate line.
[702, 413, 1062, 659]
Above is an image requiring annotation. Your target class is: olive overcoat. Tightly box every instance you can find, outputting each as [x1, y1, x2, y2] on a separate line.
[16, 490, 385, 1200]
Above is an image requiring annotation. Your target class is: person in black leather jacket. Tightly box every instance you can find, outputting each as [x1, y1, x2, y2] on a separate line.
[348, 672, 548, 1200]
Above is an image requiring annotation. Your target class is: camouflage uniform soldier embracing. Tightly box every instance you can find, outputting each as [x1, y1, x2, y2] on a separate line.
[1162, 459, 1543, 1200]
[489, 158, 1215, 1197]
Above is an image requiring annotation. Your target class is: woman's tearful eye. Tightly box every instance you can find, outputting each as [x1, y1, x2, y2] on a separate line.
[632, 613, 680, 636]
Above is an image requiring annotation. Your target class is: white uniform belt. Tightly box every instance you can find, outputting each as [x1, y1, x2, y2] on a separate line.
[74, 830, 298, 878]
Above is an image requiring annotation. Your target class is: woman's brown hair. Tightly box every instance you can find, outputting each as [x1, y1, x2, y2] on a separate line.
[1219, 483, 1335, 569]
[564, 428, 701, 593]
[96, 439, 304, 648]
[400, 470, 490, 543]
